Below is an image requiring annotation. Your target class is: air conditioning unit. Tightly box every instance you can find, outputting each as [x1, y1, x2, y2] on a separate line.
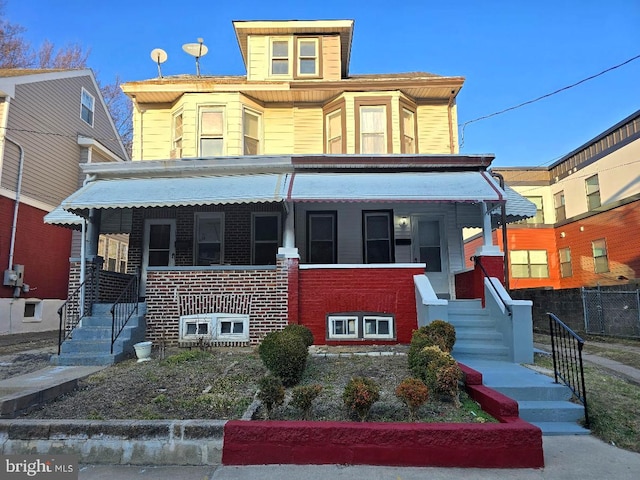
[169, 148, 182, 159]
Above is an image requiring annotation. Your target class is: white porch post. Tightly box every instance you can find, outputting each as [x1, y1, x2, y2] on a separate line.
[278, 201, 299, 258]
[474, 201, 502, 256]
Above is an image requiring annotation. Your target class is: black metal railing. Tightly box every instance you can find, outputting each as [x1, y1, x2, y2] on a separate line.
[547, 312, 589, 428]
[57, 265, 96, 355]
[471, 255, 512, 316]
[110, 269, 140, 354]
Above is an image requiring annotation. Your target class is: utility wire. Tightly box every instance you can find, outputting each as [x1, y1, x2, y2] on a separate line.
[459, 53, 640, 147]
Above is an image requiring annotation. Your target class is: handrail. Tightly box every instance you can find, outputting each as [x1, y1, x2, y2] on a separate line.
[547, 312, 589, 428]
[110, 268, 140, 354]
[57, 265, 96, 355]
[471, 255, 512, 316]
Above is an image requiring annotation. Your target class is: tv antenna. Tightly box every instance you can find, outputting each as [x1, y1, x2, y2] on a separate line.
[150, 48, 168, 78]
[182, 38, 208, 77]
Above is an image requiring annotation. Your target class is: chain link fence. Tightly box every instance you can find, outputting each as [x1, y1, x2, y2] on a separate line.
[582, 287, 640, 338]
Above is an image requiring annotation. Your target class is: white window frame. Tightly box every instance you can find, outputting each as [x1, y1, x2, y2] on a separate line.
[359, 105, 387, 154]
[325, 109, 343, 154]
[199, 107, 225, 157]
[270, 37, 292, 76]
[328, 315, 359, 339]
[180, 313, 249, 342]
[243, 107, 262, 155]
[216, 314, 250, 341]
[80, 87, 95, 127]
[251, 212, 281, 265]
[363, 315, 394, 339]
[171, 110, 183, 158]
[194, 212, 224, 266]
[296, 37, 319, 76]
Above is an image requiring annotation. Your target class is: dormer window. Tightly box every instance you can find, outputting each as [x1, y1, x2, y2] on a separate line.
[296, 38, 320, 77]
[270, 39, 291, 75]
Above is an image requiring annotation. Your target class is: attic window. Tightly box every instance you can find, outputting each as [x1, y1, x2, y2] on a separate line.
[80, 88, 95, 126]
[296, 38, 319, 76]
[271, 39, 290, 75]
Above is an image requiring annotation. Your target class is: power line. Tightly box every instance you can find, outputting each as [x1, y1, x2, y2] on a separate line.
[459, 53, 640, 147]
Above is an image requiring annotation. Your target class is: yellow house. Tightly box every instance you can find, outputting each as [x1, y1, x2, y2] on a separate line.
[49, 20, 536, 368]
[123, 20, 462, 161]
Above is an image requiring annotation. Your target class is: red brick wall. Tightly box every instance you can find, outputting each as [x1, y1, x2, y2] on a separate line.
[0, 198, 71, 299]
[297, 267, 424, 345]
[144, 258, 289, 346]
[455, 256, 505, 301]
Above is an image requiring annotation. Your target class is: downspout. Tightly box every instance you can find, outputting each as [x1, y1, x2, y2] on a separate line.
[490, 171, 510, 292]
[447, 91, 455, 154]
[4, 136, 24, 272]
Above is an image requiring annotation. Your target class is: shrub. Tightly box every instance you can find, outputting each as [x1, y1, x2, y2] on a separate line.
[407, 321, 456, 374]
[257, 375, 285, 419]
[291, 384, 323, 420]
[258, 330, 308, 387]
[436, 363, 462, 407]
[409, 344, 461, 406]
[343, 377, 380, 422]
[395, 378, 429, 421]
[282, 324, 315, 347]
[425, 320, 456, 353]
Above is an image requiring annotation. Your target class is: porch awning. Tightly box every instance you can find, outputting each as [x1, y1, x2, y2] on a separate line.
[58, 174, 288, 216]
[286, 171, 536, 221]
[43, 206, 83, 229]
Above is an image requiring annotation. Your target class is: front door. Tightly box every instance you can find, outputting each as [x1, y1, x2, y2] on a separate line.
[413, 217, 449, 296]
[141, 219, 176, 295]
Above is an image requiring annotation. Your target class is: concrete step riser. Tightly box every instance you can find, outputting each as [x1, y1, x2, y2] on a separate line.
[60, 338, 134, 354]
[91, 304, 142, 315]
[494, 386, 574, 402]
[82, 316, 144, 328]
[448, 319, 495, 329]
[72, 326, 139, 341]
[455, 331, 503, 341]
[518, 402, 585, 423]
[51, 353, 127, 366]
[531, 422, 591, 436]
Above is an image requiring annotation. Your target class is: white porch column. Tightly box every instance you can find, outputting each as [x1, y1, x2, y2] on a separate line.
[278, 201, 299, 258]
[474, 201, 502, 256]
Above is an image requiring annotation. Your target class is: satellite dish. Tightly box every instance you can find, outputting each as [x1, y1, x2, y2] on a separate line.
[182, 38, 208, 76]
[150, 48, 168, 78]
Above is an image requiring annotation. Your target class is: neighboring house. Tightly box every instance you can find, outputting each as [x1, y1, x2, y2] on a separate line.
[48, 20, 536, 362]
[0, 69, 129, 334]
[464, 109, 640, 290]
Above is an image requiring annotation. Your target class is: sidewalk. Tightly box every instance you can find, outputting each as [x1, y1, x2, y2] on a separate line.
[75, 435, 640, 480]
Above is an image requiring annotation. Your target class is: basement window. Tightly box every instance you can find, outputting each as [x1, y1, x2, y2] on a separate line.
[180, 313, 249, 342]
[327, 312, 395, 341]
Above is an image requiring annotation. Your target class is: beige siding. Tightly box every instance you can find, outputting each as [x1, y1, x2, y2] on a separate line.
[450, 103, 459, 153]
[1, 75, 125, 205]
[138, 106, 171, 160]
[293, 106, 323, 153]
[322, 35, 342, 81]
[264, 107, 294, 154]
[417, 103, 452, 154]
[247, 35, 268, 81]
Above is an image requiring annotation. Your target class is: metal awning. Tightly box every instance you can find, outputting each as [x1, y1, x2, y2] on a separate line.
[43, 205, 83, 229]
[287, 171, 502, 203]
[59, 174, 288, 216]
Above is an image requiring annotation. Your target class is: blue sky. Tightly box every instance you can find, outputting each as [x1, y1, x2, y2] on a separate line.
[6, 0, 640, 167]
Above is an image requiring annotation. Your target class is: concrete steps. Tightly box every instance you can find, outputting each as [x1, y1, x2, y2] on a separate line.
[50, 303, 146, 367]
[459, 357, 590, 436]
[448, 300, 509, 361]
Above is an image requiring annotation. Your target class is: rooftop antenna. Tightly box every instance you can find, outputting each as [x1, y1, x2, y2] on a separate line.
[150, 48, 168, 78]
[182, 37, 208, 77]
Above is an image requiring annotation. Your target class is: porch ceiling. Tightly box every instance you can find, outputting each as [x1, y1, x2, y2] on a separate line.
[58, 174, 288, 216]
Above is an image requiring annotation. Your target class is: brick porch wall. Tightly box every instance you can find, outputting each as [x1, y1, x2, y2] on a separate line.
[144, 257, 291, 346]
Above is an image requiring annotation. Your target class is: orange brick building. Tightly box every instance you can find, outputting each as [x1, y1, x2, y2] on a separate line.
[466, 109, 640, 290]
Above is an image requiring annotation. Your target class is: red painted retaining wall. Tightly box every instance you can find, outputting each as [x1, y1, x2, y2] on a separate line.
[222, 361, 544, 469]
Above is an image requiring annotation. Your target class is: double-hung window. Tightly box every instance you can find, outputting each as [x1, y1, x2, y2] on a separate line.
[270, 39, 290, 76]
[585, 175, 601, 210]
[359, 105, 387, 154]
[592, 239, 609, 273]
[401, 108, 416, 153]
[252, 213, 281, 265]
[243, 108, 261, 155]
[325, 109, 344, 154]
[510, 250, 549, 278]
[363, 211, 393, 263]
[80, 88, 95, 126]
[200, 108, 224, 156]
[195, 213, 223, 265]
[172, 111, 183, 158]
[554, 191, 566, 222]
[307, 211, 337, 263]
[559, 248, 572, 278]
[296, 38, 319, 76]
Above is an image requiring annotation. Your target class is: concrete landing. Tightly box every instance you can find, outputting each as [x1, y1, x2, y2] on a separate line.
[0, 365, 105, 418]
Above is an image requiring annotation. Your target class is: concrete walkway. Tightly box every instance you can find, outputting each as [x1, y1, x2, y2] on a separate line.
[76, 435, 640, 480]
